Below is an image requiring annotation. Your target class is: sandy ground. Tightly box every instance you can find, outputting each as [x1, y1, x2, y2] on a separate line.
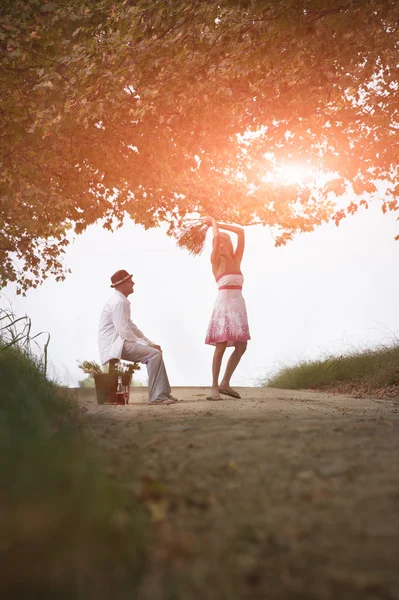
[78, 386, 399, 600]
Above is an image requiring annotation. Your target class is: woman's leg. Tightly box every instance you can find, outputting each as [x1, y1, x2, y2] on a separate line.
[220, 342, 247, 392]
[211, 342, 227, 398]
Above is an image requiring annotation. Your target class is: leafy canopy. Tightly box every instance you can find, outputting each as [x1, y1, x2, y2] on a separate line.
[1, 0, 398, 292]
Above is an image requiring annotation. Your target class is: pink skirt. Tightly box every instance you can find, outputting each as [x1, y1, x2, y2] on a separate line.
[205, 288, 251, 346]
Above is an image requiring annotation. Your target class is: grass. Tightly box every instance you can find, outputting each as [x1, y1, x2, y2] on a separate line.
[0, 319, 148, 599]
[265, 343, 399, 394]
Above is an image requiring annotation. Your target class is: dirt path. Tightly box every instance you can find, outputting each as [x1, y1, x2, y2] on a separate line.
[78, 387, 399, 600]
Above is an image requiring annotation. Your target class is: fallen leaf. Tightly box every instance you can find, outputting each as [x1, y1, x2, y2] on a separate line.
[226, 481, 239, 489]
[297, 470, 315, 481]
[148, 499, 168, 523]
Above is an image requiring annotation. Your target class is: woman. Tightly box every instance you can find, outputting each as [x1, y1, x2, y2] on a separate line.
[203, 216, 250, 400]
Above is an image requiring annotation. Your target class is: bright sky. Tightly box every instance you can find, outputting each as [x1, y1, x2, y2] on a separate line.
[3, 204, 399, 388]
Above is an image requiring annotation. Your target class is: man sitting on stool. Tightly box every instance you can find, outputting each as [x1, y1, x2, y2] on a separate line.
[98, 269, 178, 405]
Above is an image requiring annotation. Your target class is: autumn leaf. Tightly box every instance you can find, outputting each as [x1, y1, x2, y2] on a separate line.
[1, 0, 398, 291]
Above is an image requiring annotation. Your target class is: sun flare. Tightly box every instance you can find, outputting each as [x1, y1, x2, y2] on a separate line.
[260, 162, 336, 191]
[262, 163, 313, 186]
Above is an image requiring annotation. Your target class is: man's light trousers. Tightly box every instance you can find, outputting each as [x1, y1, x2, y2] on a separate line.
[121, 341, 171, 403]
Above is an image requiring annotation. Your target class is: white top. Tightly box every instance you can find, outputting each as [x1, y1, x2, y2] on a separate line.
[98, 290, 151, 364]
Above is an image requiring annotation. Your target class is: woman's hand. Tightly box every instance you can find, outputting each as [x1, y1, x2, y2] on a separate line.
[202, 216, 214, 226]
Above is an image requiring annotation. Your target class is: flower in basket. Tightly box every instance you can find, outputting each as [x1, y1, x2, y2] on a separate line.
[77, 360, 103, 376]
[117, 360, 141, 376]
[77, 359, 141, 377]
[77, 360, 142, 404]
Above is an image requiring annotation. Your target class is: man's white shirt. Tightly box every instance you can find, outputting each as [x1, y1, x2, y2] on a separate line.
[98, 290, 151, 365]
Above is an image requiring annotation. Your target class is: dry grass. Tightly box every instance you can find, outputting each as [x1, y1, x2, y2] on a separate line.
[265, 344, 399, 397]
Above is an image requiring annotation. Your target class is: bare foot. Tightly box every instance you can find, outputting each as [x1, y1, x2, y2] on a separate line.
[150, 398, 177, 405]
[207, 387, 221, 401]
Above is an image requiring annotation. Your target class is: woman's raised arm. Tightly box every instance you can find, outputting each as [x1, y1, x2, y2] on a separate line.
[217, 222, 245, 266]
[203, 217, 221, 265]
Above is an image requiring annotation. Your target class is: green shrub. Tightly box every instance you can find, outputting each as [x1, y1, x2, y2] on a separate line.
[0, 327, 147, 599]
[265, 344, 399, 392]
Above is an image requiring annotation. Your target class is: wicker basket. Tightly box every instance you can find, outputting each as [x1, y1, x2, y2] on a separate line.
[93, 373, 131, 404]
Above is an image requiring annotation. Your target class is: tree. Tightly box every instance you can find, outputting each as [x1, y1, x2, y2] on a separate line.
[1, 0, 398, 292]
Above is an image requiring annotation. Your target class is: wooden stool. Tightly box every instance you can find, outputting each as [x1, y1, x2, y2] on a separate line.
[108, 359, 119, 373]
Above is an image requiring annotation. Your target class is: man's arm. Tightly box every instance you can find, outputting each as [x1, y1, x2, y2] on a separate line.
[130, 321, 162, 351]
[129, 320, 153, 345]
[112, 302, 150, 346]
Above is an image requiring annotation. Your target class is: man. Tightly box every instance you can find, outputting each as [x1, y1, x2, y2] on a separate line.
[98, 269, 178, 405]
